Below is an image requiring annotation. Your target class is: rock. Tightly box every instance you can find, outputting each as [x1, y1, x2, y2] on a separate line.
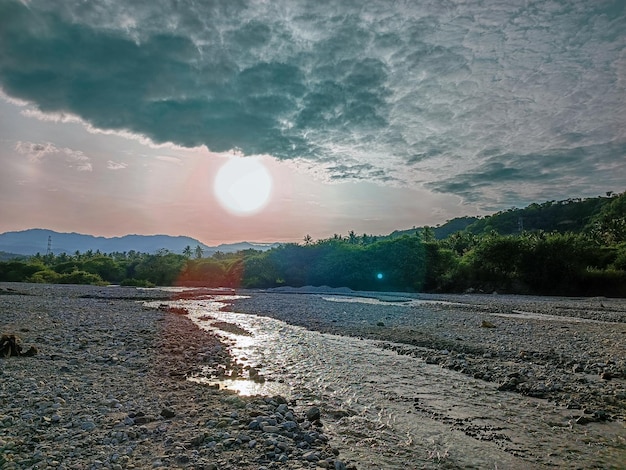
[160, 408, 176, 419]
[176, 455, 190, 464]
[81, 421, 96, 431]
[189, 434, 205, 447]
[134, 415, 152, 425]
[593, 410, 609, 421]
[497, 379, 518, 391]
[303, 450, 320, 461]
[280, 420, 299, 430]
[481, 320, 497, 328]
[0, 334, 37, 357]
[306, 406, 321, 422]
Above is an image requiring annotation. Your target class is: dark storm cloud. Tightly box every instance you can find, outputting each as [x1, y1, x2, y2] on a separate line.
[428, 141, 626, 205]
[1, 0, 624, 207]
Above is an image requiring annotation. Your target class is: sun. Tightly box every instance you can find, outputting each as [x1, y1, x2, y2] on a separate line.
[213, 157, 273, 215]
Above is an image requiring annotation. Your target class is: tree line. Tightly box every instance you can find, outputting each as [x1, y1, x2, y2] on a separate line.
[1, 192, 625, 297]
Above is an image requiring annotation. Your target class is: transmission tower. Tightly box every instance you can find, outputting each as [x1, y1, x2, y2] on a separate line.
[46, 235, 52, 255]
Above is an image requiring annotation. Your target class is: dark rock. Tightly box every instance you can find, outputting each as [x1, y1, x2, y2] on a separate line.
[175, 455, 190, 464]
[593, 410, 609, 422]
[0, 334, 37, 357]
[134, 415, 152, 425]
[160, 408, 176, 419]
[306, 406, 321, 422]
[189, 434, 205, 447]
[497, 378, 518, 391]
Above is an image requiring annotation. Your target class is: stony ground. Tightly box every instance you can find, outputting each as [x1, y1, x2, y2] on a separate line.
[229, 287, 626, 424]
[0, 283, 348, 470]
[2, 282, 625, 469]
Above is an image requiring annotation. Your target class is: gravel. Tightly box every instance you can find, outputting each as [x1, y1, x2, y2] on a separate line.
[0, 283, 347, 469]
[3, 282, 625, 469]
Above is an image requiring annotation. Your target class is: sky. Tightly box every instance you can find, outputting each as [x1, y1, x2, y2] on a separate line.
[0, 0, 624, 245]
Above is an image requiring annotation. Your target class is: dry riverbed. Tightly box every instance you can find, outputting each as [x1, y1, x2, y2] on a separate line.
[0, 283, 344, 469]
[1, 283, 625, 469]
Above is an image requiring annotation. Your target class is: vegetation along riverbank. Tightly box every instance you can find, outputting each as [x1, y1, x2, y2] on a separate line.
[1, 193, 626, 297]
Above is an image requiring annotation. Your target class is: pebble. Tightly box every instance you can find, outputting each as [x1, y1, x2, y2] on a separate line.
[0, 284, 340, 469]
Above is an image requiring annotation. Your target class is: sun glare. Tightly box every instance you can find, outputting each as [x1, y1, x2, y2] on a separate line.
[213, 157, 272, 215]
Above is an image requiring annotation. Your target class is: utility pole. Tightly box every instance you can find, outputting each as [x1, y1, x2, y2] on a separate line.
[518, 217, 524, 233]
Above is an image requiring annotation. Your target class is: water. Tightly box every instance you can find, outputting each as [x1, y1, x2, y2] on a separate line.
[151, 294, 625, 469]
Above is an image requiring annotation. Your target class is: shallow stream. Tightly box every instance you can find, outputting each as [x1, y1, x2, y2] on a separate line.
[153, 294, 625, 469]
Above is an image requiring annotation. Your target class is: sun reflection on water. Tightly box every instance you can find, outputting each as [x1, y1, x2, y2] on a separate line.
[187, 376, 290, 397]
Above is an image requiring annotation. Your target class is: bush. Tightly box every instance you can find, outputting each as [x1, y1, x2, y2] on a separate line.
[120, 278, 155, 288]
[578, 268, 626, 297]
[58, 270, 105, 285]
[28, 269, 61, 284]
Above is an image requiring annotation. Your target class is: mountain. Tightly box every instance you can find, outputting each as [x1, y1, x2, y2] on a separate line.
[0, 229, 280, 256]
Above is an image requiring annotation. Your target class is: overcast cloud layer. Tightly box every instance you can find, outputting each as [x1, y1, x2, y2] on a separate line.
[1, 0, 624, 207]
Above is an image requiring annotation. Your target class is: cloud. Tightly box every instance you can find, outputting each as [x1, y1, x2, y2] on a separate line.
[15, 140, 92, 171]
[155, 155, 183, 165]
[427, 141, 626, 206]
[107, 160, 127, 170]
[1, 0, 624, 208]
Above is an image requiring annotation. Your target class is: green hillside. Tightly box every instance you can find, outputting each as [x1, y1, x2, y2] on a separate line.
[463, 194, 618, 236]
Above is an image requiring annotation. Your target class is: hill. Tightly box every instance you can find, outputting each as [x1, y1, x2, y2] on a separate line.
[385, 193, 624, 241]
[462, 195, 617, 236]
[0, 229, 279, 256]
[387, 217, 479, 240]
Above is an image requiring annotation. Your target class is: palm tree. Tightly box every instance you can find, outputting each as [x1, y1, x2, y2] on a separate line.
[347, 230, 358, 244]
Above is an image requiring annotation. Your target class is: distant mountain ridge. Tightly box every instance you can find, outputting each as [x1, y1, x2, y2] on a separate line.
[0, 229, 280, 256]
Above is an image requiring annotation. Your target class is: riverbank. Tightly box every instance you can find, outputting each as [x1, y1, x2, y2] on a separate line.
[0, 283, 346, 469]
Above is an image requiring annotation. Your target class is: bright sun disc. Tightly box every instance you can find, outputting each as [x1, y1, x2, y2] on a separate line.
[214, 158, 272, 215]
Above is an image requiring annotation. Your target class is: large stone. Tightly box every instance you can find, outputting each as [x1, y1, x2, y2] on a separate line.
[306, 406, 321, 422]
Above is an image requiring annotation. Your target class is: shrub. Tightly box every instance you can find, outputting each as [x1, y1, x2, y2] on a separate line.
[58, 270, 105, 285]
[28, 269, 61, 284]
[120, 278, 155, 287]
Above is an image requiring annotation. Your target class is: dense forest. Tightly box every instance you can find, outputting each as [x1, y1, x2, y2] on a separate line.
[1, 192, 625, 297]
